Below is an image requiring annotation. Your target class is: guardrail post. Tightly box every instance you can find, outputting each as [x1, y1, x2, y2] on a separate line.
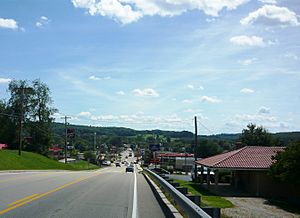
[170, 182, 180, 187]
[145, 169, 211, 218]
[176, 187, 188, 195]
[186, 195, 201, 206]
[202, 208, 220, 218]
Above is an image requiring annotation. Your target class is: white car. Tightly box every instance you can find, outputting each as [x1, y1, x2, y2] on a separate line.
[102, 160, 111, 166]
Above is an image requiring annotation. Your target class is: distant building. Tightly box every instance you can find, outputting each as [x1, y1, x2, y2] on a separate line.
[0, 143, 8, 149]
[158, 152, 194, 171]
[48, 145, 63, 158]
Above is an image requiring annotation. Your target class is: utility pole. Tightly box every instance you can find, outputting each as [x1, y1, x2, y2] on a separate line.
[62, 116, 71, 164]
[194, 116, 198, 181]
[18, 86, 32, 156]
[94, 132, 96, 152]
[18, 88, 24, 156]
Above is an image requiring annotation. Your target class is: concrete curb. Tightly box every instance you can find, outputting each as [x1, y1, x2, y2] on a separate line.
[143, 172, 183, 218]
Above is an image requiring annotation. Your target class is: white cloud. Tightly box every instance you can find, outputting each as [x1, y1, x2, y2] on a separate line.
[0, 18, 18, 29]
[116, 90, 125, 95]
[230, 35, 267, 47]
[258, 106, 270, 114]
[236, 114, 277, 122]
[89, 75, 111, 80]
[132, 88, 159, 97]
[184, 108, 194, 113]
[72, 0, 143, 24]
[283, 52, 299, 60]
[200, 96, 221, 103]
[187, 84, 204, 90]
[89, 75, 101, 80]
[240, 88, 254, 94]
[77, 111, 92, 117]
[80, 112, 194, 130]
[71, 0, 249, 24]
[36, 16, 50, 28]
[258, 0, 276, 4]
[0, 78, 12, 84]
[206, 18, 216, 23]
[187, 84, 194, 89]
[226, 113, 291, 132]
[240, 5, 300, 27]
[182, 99, 193, 104]
[238, 58, 256, 65]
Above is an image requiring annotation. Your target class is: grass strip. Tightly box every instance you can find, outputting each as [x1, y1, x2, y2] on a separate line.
[0, 150, 99, 171]
[174, 179, 234, 208]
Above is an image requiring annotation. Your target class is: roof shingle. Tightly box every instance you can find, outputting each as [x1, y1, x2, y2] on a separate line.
[196, 146, 285, 170]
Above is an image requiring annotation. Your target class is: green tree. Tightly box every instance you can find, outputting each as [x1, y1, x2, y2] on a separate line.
[269, 141, 300, 185]
[0, 100, 17, 146]
[7, 79, 57, 154]
[84, 151, 96, 164]
[196, 139, 223, 158]
[239, 123, 274, 146]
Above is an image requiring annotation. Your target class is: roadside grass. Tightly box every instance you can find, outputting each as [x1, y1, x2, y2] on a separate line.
[0, 150, 99, 171]
[174, 179, 234, 208]
[68, 160, 99, 170]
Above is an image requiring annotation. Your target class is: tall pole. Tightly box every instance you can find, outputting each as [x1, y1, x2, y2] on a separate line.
[94, 132, 96, 152]
[18, 88, 25, 156]
[62, 116, 71, 164]
[194, 116, 198, 181]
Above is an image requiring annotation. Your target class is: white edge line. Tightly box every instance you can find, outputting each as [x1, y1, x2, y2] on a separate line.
[132, 165, 138, 218]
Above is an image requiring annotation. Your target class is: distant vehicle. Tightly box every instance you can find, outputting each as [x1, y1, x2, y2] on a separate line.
[191, 165, 214, 182]
[115, 162, 121, 167]
[126, 165, 134, 173]
[102, 160, 111, 166]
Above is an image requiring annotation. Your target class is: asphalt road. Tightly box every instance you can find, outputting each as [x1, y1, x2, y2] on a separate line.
[0, 165, 166, 218]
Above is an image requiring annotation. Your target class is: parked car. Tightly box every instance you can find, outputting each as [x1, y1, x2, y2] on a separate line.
[115, 162, 121, 167]
[102, 160, 111, 166]
[126, 165, 134, 173]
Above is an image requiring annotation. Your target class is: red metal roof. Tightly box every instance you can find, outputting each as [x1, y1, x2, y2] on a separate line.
[49, 147, 63, 151]
[196, 146, 285, 170]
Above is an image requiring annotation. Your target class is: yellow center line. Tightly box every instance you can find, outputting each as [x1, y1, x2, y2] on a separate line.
[0, 172, 101, 215]
[8, 194, 38, 206]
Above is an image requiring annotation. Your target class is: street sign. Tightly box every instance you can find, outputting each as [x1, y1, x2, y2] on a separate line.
[67, 128, 75, 138]
[149, 144, 160, 152]
[150, 158, 160, 164]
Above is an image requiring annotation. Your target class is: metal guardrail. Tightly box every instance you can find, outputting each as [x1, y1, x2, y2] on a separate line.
[145, 168, 211, 218]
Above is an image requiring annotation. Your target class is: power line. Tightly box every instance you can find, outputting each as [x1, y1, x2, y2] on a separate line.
[0, 112, 20, 118]
[197, 121, 215, 135]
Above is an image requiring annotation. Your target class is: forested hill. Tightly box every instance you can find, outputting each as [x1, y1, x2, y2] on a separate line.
[52, 122, 194, 139]
[51, 122, 300, 144]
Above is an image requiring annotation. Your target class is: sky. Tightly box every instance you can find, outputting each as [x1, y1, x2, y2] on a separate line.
[0, 0, 299, 134]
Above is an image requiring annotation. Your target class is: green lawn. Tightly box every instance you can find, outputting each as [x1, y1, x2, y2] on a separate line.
[174, 179, 234, 208]
[0, 150, 99, 171]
